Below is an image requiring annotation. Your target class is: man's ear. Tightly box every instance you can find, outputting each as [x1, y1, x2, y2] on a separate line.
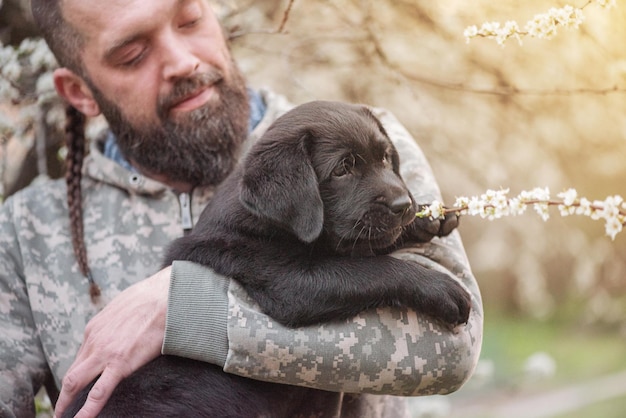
[53, 68, 101, 117]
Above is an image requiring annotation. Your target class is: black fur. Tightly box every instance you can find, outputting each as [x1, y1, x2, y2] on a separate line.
[64, 101, 470, 417]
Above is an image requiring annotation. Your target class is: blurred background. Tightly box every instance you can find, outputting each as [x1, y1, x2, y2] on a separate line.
[2, 0, 626, 416]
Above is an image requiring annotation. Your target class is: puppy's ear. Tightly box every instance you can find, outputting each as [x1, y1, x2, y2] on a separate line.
[239, 134, 324, 243]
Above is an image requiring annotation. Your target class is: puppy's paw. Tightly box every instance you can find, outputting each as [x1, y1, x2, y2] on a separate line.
[417, 275, 471, 327]
[437, 210, 460, 237]
[406, 206, 459, 243]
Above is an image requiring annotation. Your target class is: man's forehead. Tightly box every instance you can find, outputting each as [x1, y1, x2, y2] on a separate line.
[62, 0, 221, 18]
[62, 0, 207, 58]
[62, 0, 201, 32]
[61, 0, 130, 36]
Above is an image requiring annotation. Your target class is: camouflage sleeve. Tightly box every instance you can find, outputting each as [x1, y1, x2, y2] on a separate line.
[164, 108, 483, 395]
[0, 198, 49, 418]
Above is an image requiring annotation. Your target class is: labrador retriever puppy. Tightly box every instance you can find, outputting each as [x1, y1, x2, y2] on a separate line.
[64, 101, 471, 417]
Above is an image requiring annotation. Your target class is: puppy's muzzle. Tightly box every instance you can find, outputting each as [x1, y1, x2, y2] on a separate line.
[374, 171, 415, 226]
[389, 194, 413, 217]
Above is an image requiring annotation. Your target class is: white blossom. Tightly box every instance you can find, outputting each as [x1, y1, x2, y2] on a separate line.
[0, 37, 65, 155]
[596, 0, 616, 8]
[453, 196, 470, 211]
[427, 200, 443, 220]
[0, 80, 18, 102]
[0, 46, 14, 67]
[467, 196, 484, 217]
[508, 197, 527, 216]
[421, 187, 626, 240]
[524, 352, 557, 381]
[1, 59, 21, 81]
[464, 2, 610, 45]
[605, 217, 623, 240]
[463, 25, 478, 43]
[576, 197, 593, 217]
[45, 105, 66, 128]
[28, 39, 58, 71]
[480, 188, 510, 219]
[36, 72, 55, 95]
[557, 188, 578, 206]
[557, 188, 577, 216]
[528, 6, 585, 36]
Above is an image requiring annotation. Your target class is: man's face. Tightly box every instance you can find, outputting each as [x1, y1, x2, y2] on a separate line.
[65, 0, 250, 186]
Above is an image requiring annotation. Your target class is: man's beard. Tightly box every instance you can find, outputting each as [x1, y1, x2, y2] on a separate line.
[89, 62, 250, 187]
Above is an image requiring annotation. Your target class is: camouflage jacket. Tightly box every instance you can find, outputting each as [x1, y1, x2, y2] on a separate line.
[0, 89, 483, 418]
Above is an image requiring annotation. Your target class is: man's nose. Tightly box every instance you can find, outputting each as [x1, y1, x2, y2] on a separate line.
[161, 34, 201, 80]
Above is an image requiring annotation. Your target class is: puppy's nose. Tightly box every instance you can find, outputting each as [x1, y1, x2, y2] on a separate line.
[389, 195, 412, 215]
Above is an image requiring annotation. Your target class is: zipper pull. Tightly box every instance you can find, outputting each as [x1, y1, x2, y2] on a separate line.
[179, 192, 193, 232]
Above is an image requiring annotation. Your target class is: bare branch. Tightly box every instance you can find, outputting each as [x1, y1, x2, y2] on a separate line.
[363, 16, 626, 96]
[228, 0, 296, 40]
[277, 0, 296, 33]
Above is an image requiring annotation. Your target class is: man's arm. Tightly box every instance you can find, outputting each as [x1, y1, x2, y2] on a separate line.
[166, 254, 481, 395]
[0, 199, 50, 418]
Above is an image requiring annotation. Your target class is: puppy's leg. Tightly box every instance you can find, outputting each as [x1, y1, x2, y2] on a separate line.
[240, 248, 471, 328]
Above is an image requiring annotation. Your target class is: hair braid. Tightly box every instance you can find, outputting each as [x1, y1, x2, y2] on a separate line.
[65, 105, 101, 302]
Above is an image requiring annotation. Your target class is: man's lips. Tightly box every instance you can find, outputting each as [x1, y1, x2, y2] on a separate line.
[169, 85, 216, 114]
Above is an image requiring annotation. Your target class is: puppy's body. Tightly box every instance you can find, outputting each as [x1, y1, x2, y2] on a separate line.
[65, 101, 470, 417]
[67, 357, 330, 417]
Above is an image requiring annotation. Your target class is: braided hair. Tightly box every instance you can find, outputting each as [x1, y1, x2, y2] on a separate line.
[65, 105, 101, 301]
[32, 0, 99, 301]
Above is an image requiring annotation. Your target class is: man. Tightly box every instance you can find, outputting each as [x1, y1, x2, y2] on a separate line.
[0, 0, 483, 417]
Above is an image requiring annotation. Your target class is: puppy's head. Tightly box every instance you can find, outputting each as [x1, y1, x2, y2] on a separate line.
[239, 101, 416, 255]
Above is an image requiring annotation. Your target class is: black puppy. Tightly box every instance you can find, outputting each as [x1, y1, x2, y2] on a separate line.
[64, 101, 471, 417]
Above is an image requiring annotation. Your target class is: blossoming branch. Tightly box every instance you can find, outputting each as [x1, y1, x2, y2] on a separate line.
[463, 0, 616, 45]
[417, 188, 626, 240]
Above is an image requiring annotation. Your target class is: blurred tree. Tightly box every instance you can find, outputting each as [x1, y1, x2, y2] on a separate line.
[1, 0, 625, 325]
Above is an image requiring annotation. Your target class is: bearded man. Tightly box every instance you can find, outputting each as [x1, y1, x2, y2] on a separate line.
[0, 0, 483, 417]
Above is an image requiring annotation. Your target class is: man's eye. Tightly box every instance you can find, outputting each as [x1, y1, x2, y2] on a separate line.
[332, 155, 355, 177]
[180, 18, 200, 28]
[121, 54, 144, 67]
[179, 3, 203, 29]
[117, 48, 147, 68]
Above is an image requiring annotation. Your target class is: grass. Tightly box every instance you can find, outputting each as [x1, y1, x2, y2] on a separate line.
[480, 308, 626, 384]
[552, 395, 626, 418]
[447, 308, 626, 417]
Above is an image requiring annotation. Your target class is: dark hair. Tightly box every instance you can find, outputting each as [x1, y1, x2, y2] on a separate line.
[31, 0, 85, 74]
[65, 105, 101, 301]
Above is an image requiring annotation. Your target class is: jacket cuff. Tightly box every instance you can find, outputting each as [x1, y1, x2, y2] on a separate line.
[162, 260, 229, 367]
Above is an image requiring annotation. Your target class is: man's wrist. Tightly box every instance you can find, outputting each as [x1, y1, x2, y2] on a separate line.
[163, 261, 230, 366]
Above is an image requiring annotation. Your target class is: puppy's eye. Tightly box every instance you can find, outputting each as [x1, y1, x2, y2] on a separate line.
[332, 154, 355, 177]
[382, 151, 391, 164]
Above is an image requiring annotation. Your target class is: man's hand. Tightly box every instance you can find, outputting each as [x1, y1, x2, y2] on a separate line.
[54, 266, 171, 418]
